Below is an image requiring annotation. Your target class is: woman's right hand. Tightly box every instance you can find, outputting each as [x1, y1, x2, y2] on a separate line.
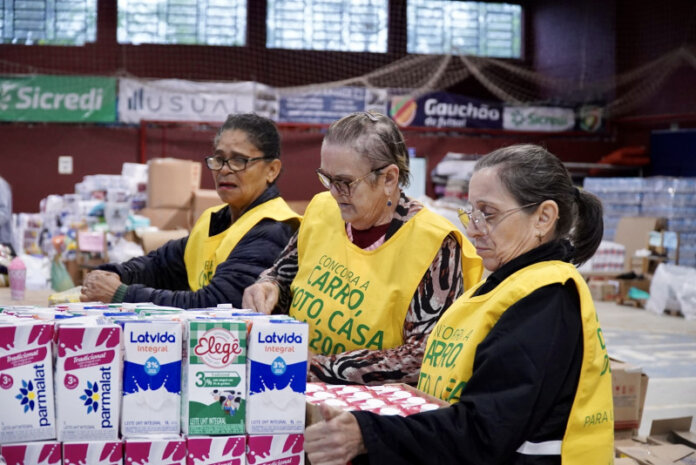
[242, 281, 280, 314]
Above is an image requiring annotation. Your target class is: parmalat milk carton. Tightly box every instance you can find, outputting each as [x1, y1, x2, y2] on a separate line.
[0, 440, 61, 465]
[183, 319, 247, 435]
[62, 440, 124, 465]
[120, 320, 182, 437]
[0, 321, 56, 443]
[55, 322, 121, 441]
[246, 318, 308, 434]
[186, 436, 245, 465]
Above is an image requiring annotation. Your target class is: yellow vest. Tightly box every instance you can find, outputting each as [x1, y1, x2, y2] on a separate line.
[290, 192, 482, 355]
[184, 196, 301, 290]
[418, 260, 614, 464]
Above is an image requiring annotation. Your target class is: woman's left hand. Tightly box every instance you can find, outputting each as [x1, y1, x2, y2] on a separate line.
[80, 270, 122, 303]
[305, 404, 366, 465]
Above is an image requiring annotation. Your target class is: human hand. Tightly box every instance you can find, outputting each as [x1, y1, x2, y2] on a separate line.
[80, 270, 122, 303]
[242, 281, 279, 314]
[304, 404, 366, 465]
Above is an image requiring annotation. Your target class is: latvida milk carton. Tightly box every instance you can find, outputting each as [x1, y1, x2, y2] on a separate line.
[246, 319, 308, 434]
[0, 321, 56, 443]
[186, 436, 245, 465]
[182, 319, 247, 435]
[0, 441, 61, 465]
[63, 440, 124, 465]
[121, 320, 182, 437]
[124, 436, 187, 465]
[246, 434, 304, 465]
[55, 323, 121, 441]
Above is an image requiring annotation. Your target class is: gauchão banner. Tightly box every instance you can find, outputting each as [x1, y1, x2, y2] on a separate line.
[0, 75, 116, 122]
[389, 92, 503, 129]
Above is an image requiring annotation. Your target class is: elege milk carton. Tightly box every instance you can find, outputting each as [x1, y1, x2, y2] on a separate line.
[121, 320, 182, 437]
[246, 319, 308, 434]
[0, 321, 56, 443]
[246, 434, 304, 465]
[182, 319, 247, 435]
[124, 436, 186, 465]
[0, 441, 61, 465]
[63, 440, 124, 465]
[55, 323, 122, 441]
[186, 436, 245, 465]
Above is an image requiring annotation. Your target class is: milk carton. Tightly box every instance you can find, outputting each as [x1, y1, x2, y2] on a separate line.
[0, 322, 56, 443]
[121, 320, 182, 437]
[63, 440, 124, 465]
[55, 323, 121, 441]
[186, 436, 245, 465]
[182, 320, 247, 435]
[246, 319, 308, 434]
[246, 434, 304, 465]
[0, 441, 61, 465]
[124, 437, 186, 465]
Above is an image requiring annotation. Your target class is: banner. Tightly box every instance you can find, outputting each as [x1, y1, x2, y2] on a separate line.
[118, 78, 270, 123]
[389, 92, 503, 129]
[0, 75, 116, 123]
[277, 87, 388, 124]
[503, 106, 575, 132]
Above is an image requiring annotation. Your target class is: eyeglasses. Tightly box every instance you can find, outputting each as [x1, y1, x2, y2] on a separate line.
[316, 165, 390, 197]
[205, 155, 270, 172]
[458, 202, 540, 235]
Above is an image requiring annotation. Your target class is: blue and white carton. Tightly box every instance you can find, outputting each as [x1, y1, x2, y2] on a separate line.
[246, 319, 308, 434]
[120, 320, 182, 437]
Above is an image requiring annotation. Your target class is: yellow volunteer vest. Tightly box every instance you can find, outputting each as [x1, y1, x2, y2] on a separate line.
[418, 260, 613, 464]
[290, 192, 482, 355]
[184, 196, 301, 290]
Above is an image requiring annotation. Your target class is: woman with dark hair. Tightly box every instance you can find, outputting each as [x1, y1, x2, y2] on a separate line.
[81, 113, 301, 308]
[304, 144, 613, 465]
[243, 111, 483, 385]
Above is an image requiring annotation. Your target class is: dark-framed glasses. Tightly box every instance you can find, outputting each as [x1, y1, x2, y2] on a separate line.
[205, 155, 270, 172]
[316, 164, 390, 197]
[458, 202, 540, 235]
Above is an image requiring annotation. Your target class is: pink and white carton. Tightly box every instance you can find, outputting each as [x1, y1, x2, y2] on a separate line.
[55, 323, 122, 441]
[186, 436, 245, 465]
[246, 434, 304, 465]
[124, 437, 187, 465]
[0, 322, 56, 443]
[63, 440, 123, 465]
[0, 441, 61, 465]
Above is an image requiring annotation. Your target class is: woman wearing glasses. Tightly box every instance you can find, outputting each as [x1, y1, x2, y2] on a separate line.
[80, 113, 300, 308]
[243, 111, 483, 385]
[304, 144, 613, 465]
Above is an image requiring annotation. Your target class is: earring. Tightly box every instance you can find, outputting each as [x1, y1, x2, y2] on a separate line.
[387, 199, 393, 207]
[536, 232, 543, 243]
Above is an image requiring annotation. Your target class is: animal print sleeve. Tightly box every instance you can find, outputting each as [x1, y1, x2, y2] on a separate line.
[307, 233, 464, 385]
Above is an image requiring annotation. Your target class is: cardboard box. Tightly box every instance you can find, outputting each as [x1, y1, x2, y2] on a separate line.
[611, 359, 649, 431]
[589, 279, 619, 301]
[615, 442, 696, 465]
[647, 417, 694, 446]
[192, 189, 224, 224]
[140, 207, 191, 230]
[139, 229, 189, 254]
[148, 158, 201, 209]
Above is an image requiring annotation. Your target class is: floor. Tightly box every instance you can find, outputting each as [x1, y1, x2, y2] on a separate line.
[595, 300, 696, 436]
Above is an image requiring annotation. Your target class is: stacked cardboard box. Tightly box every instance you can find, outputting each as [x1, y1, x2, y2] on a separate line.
[615, 417, 696, 464]
[140, 158, 202, 230]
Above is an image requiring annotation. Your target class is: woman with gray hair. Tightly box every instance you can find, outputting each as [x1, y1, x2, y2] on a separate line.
[244, 111, 482, 385]
[304, 144, 613, 465]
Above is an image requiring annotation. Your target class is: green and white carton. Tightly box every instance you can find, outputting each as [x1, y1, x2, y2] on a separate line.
[182, 319, 247, 435]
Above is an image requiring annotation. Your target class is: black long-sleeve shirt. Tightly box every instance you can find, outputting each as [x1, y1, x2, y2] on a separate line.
[352, 240, 583, 465]
[99, 185, 298, 309]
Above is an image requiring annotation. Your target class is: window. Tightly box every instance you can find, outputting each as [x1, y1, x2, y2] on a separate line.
[117, 0, 246, 46]
[0, 0, 97, 45]
[267, 0, 388, 53]
[408, 1, 522, 58]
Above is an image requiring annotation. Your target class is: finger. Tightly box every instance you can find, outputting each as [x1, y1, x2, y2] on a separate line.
[319, 403, 343, 422]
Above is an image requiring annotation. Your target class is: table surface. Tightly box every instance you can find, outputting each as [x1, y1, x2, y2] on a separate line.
[0, 287, 54, 306]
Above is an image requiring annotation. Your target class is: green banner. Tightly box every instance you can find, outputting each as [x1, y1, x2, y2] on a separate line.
[0, 75, 116, 122]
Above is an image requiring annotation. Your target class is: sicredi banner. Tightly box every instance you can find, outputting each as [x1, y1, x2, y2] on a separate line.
[389, 92, 503, 129]
[118, 78, 267, 123]
[0, 75, 116, 122]
[503, 106, 576, 132]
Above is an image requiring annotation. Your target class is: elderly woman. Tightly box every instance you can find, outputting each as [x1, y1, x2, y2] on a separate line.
[304, 144, 613, 465]
[243, 111, 482, 385]
[80, 113, 300, 308]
